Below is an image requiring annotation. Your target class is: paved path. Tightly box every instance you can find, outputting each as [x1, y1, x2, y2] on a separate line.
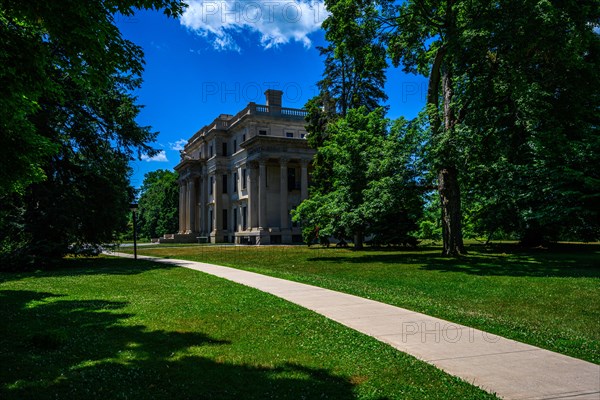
[111, 252, 599, 400]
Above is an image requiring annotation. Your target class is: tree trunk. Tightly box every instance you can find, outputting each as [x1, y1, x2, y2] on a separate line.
[437, 67, 466, 256]
[354, 231, 364, 250]
[438, 166, 465, 255]
[427, 21, 465, 256]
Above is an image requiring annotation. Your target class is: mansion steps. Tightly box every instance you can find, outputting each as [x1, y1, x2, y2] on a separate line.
[167, 90, 315, 244]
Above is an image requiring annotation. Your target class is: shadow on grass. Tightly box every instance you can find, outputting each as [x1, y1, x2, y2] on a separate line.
[306, 243, 600, 278]
[0, 289, 355, 399]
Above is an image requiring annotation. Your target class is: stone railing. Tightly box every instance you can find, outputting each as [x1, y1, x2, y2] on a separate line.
[281, 107, 308, 117]
[186, 103, 307, 148]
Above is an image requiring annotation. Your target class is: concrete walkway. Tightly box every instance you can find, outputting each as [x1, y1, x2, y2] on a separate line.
[111, 252, 599, 400]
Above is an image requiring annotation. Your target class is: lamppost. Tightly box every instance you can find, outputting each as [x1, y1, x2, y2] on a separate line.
[130, 203, 138, 260]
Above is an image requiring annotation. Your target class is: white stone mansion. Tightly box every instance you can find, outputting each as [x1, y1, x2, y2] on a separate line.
[169, 90, 315, 244]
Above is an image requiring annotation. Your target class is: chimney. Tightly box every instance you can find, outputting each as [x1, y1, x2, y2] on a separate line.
[264, 89, 283, 114]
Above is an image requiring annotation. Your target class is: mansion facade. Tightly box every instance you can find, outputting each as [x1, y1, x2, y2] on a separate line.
[167, 90, 315, 244]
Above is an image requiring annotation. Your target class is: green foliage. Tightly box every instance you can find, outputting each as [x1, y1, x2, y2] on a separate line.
[417, 193, 442, 242]
[454, 0, 600, 244]
[379, 0, 600, 246]
[0, 0, 186, 267]
[294, 108, 424, 247]
[137, 169, 179, 239]
[319, 0, 388, 116]
[305, 0, 389, 198]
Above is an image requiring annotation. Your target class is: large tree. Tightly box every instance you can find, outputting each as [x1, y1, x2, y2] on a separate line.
[293, 108, 424, 249]
[318, 0, 388, 116]
[305, 0, 389, 197]
[377, 0, 600, 252]
[0, 0, 186, 266]
[455, 0, 600, 244]
[381, 0, 470, 255]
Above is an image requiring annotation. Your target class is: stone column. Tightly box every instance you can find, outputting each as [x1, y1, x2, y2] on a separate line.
[212, 173, 219, 232]
[280, 158, 289, 230]
[300, 159, 309, 201]
[178, 181, 186, 234]
[199, 175, 205, 234]
[195, 177, 201, 233]
[258, 160, 267, 230]
[187, 178, 196, 233]
[247, 162, 258, 230]
[202, 168, 210, 234]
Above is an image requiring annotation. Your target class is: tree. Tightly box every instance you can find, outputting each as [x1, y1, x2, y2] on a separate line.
[0, 0, 186, 267]
[381, 0, 470, 255]
[305, 0, 389, 199]
[137, 170, 179, 239]
[454, 0, 600, 245]
[378, 0, 599, 251]
[318, 0, 388, 116]
[293, 108, 423, 249]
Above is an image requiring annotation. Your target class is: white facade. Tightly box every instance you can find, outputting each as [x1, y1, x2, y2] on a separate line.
[170, 90, 315, 244]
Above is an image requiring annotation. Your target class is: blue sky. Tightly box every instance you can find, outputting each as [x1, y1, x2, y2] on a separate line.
[117, 1, 428, 189]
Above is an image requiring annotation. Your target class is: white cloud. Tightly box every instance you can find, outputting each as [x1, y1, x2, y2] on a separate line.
[141, 150, 169, 162]
[169, 139, 188, 151]
[180, 0, 328, 51]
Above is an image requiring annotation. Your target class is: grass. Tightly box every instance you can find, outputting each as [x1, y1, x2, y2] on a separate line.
[0, 257, 496, 399]
[119, 242, 600, 364]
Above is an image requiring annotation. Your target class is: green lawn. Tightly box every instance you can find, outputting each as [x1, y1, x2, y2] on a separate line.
[121, 242, 600, 364]
[0, 257, 495, 399]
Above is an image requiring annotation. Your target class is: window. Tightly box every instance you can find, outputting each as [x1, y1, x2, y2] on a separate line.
[233, 139, 237, 152]
[242, 168, 247, 189]
[242, 134, 246, 142]
[222, 209, 228, 231]
[222, 143, 228, 157]
[209, 209, 213, 232]
[287, 167, 296, 191]
[209, 176, 214, 194]
[300, 133, 306, 139]
[259, 130, 267, 135]
[233, 208, 238, 232]
[222, 174, 228, 194]
[233, 172, 238, 192]
[209, 144, 214, 157]
[286, 132, 294, 138]
[242, 206, 247, 230]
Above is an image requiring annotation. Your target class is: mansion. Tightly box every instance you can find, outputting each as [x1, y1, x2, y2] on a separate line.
[167, 90, 315, 244]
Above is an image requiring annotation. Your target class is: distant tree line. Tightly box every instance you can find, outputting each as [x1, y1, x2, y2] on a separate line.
[294, 0, 599, 253]
[136, 170, 179, 240]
